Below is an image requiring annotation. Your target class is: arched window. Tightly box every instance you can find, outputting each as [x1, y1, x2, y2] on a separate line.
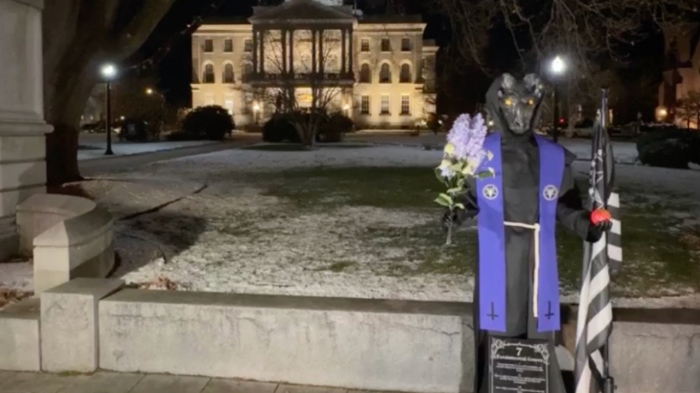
[223, 63, 234, 83]
[359, 64, 371, 83]
[379, 63, 392, 83]
[243, 63, 253, 81]
[203, 63, 215, 83]
[399, 64, 412, 83]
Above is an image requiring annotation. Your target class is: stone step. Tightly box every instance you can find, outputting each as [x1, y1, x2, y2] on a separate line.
[0, 297, 41, 371]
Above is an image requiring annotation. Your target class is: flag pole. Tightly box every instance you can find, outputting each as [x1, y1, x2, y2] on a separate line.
[599, 88, 615, 393]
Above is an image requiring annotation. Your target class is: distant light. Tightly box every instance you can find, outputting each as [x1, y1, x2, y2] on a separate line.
[656, 107, 668, 120]
[146, 88, 154, 95]
[550, 56, 566, 75]
[120, 116, 125, 120]
[253, 103, 260, 111]
[343, 104, 350, 111]
[101, 63, 117, 80]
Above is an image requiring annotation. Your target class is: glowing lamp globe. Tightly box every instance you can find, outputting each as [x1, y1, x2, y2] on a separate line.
[550, 56, 566, 75]
[101, 64, 117, 80]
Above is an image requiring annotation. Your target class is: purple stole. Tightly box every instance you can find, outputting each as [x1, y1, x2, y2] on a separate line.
[476, 133, 564, 333]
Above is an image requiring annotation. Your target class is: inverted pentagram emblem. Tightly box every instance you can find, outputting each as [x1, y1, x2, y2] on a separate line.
[482, 184, 499, 200]
[543, 185, 559, 201]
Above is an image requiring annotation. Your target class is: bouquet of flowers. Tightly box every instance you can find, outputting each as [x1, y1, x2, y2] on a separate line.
[435, 113, 494, 245]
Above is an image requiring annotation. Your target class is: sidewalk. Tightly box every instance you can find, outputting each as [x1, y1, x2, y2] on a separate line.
[0, 371, 349, 393]
[79, 135, 261, 177]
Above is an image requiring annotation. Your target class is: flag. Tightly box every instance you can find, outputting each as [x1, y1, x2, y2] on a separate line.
[574, 112, 621, 393]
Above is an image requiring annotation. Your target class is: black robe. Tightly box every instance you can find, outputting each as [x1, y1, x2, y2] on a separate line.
[468, 132, 590, 393]
[468, 79, 592, 393]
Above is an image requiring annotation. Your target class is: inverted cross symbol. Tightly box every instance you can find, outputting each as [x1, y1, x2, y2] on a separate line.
[487, 302, 498, 320]
[545, 301, 555, 320]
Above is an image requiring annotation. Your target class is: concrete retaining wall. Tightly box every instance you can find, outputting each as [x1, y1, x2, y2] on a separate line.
[2, 279, 700, 393]
[16, 194, 115, 294]
[99, 289, 471, 393]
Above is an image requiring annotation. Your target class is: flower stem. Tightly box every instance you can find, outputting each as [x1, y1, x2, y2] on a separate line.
[444, 215, 453, 246]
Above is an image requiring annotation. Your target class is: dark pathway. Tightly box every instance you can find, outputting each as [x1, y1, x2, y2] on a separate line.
[79, 136, 260, 177]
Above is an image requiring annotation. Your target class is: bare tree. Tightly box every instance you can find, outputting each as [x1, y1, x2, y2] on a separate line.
[676, 90, 700, 129]
[42, 0, 226, 185]
[435, 0, 698, 122]
[246, 28, 348, 146]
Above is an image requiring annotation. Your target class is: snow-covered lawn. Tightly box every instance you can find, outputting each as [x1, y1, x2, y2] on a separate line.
[3, 141, 700, 308]
[78, 133, 216, 161]
[347, 133, 641, 164]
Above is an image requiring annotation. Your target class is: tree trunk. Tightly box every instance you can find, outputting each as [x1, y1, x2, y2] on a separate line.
[46, 123, 81, 185]
[44, 65, 97, 185]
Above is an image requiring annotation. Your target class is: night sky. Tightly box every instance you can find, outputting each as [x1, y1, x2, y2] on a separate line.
[143, 0, 666, 123]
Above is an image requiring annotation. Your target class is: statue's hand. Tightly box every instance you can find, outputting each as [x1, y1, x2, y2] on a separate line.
[586, 209, 613, 242]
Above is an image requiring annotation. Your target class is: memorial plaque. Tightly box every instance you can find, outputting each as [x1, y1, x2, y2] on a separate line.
[489, 336, 550, 393]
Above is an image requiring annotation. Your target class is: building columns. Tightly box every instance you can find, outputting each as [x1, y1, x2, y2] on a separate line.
[259, 30, 265, 73]
[312, 29, 317, 74]
[348, 28, 354, 74]
[0, 0, 53, 259]
[288, 29, 294, 74]
[281, 29, 287, 73]
[318, 29, 324, 74]
[341, 29, 347, 73]
[252, 28, 258, 74]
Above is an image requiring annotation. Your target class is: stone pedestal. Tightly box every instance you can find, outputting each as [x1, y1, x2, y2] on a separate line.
[0, 0, 52, 260]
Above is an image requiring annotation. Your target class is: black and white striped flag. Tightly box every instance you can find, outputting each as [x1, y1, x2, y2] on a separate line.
[574, 104, 621, 393]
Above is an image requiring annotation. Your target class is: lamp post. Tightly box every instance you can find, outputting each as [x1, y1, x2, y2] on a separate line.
[549, 55, 566, 142]
[100, 63, 117, 155]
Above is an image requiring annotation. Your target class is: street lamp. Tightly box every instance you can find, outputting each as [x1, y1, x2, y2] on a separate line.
[100, 63, 118, 155]
[343, 103, 350, 116]
[145, 88, 154, 95]
[549, 55, 566, 142]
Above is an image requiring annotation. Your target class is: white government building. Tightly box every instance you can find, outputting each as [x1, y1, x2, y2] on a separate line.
[191, 0, 438, 128]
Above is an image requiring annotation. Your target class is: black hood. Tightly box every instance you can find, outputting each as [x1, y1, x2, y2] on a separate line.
[484, 73, 546, 142]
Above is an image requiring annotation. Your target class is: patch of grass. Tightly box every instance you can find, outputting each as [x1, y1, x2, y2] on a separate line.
[320, 261, 358, 272]
[360, 223, 476, 276]
[557, 188, 700, 296]
[253, 166, 439, 210]
[230, 166, 699, 296]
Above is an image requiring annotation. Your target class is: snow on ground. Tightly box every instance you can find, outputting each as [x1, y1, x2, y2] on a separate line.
[78, 133, 215, 161]
[348, 133, 640, 164]
[78, 140, 215, 161]
[3, 140, 699, 308]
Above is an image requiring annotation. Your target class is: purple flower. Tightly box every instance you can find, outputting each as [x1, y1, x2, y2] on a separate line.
[446, 113, 488, 167]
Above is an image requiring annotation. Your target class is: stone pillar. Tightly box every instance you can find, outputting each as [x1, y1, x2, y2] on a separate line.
[348, 27, 354, 74]
[259, 29, 265, 74]
[341, 29, 347, 73]
[0, 0, 53, 260]
[319, 29, 325, 74]
[281, 29, 287, 73]
[252, 28, 258, 74]
[312, 29, 317, 74]
[288, 29, 294, 74]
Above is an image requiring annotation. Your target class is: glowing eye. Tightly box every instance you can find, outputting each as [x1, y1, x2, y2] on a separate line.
[504, 98, 512, 106]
